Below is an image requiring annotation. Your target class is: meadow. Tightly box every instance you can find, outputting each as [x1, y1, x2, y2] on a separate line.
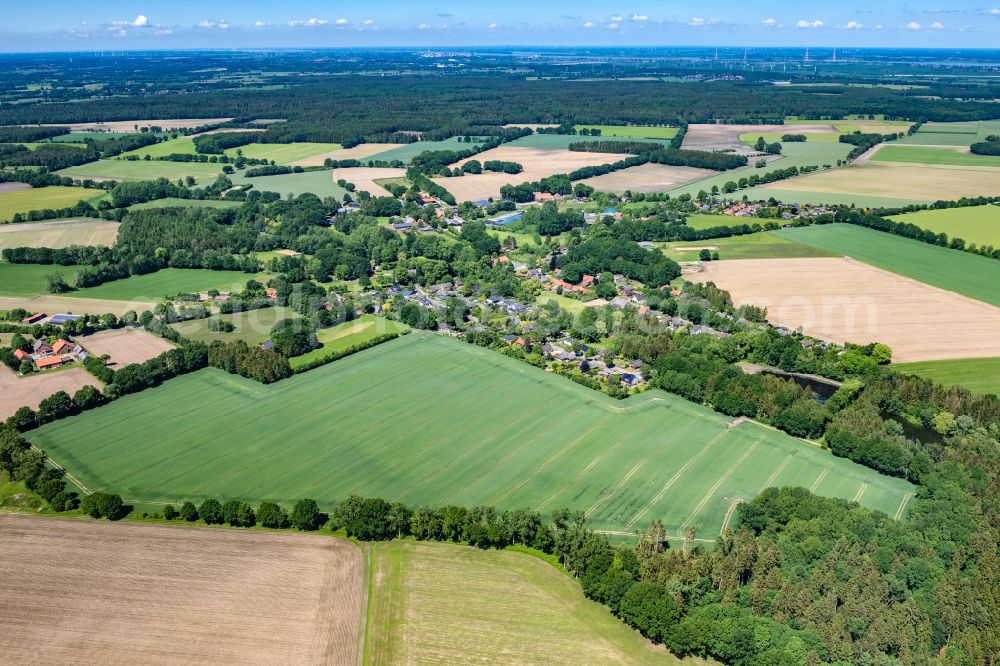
[888, 205, 1000, 248]
[289, 315, 409, 369]
[170, 306, 300, 345]
[361, 138, 481, 164]
[365, 539, 675, 665]
[232, 169, 348, 199]
[658, 231, 840, 262]
[68, 268, 263, 301]
[573, 125, 679, 140]
[127, 197, 243, 210]
[894, 357, 1000, 397]
[56, 159, 224, 183]
[0, 262, 88, 296]
[871, 145, 1000, 168]
[223, 142, 343, 164]
[31, 333, 915, 537]
[778, 224, 1000, 307]
[508, 134, 668, 150]
[117, 135, 199, 159]
[898, 120, 1000, 146]
[669, 141, 854, 200]
[0, 187, 104, 222]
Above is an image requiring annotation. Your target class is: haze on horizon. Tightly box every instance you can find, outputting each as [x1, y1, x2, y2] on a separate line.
[3, 0, 1000, 52]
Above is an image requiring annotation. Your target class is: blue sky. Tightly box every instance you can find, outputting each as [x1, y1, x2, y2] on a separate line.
[3, 1, 1000, 51]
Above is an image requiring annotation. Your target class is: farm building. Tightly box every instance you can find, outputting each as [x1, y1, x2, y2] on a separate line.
[48, 314, 82, 326]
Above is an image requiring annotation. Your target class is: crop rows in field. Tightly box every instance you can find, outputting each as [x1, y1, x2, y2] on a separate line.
[31, 333, 914, 537]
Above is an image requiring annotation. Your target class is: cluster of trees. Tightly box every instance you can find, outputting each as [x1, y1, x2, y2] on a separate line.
[0, 426, 79, 512]
[970, 135, 1000, 156]
[0, 126, 70, 142]
[556, 228, 682, 287]
[839, 132, 897, 160]
[781, 133, 808, 142]
[753, 136, 783, 155]
[567, 139, 670, 154]
[156, 497, 323, 530]
[830, 209, 1000, 260]
[207, 340, 293, 383]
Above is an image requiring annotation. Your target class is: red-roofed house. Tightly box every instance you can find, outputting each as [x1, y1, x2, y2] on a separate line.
[581, 274, 595, 287]
[22, 313, 45, 325]
[52, 339, 73, 354]
[492, 255, 511, 266]
[36, 356, 65, 370]
[265, 288, 278, 299]
[13, 349, 28, 361]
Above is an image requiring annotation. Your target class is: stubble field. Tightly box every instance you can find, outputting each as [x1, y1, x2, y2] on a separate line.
[0, 365, 102, 420]
[75, 328, 176, 367]
[30, 333, 914, 538]
[580, 162, 715, 194]
[0, 218, 119, 250]
[690, 256, 1000, 362]
[0, 514, 364, 666]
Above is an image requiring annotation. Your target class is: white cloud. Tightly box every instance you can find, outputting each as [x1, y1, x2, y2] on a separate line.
[688, 17, 706, 26]
[630, 14, 647, 21]
[906, 21, 922, 29]
[289, 18, 329, 27]
[487, 22, 498, 29]
[254, 20, 269, 27]
[606, 22, 620, 29]
[335, 18, 349, 25]
[197, 20, 215, 28]
[990, 9, 1000, 15]
[583, 21, 596, 28]
[929, 21, 944, 28]
[843, 21, 864, 29]
[362, 19, 376, 25]
[417, 23, 430, 29]
[610, 15, 623, 21]
[218, 19, 230, 29]
[131, 15, 148, 28]
[113, 28, 127, 38]
[796, 19, 824, 28]
[761, 18, 777, 27]
[154, 28, 173, 36]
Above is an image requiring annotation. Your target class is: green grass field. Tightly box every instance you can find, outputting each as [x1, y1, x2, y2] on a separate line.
[362, 138, 480, 165]
[660, 231, 840, 262]
[777, 224, 1000, 307]
[232, 170, 348, 199]
[56, 160, 224, 184]
[871, 145, 1000, 168]
[669, 142, 854, 200]
[289, 315, 409, 369]
[0, 187, 103, 222]
[224, 142, 342, 164]
[117, 136, 199, 159]
[68, 268, 264, 301]
[44, 132, 133, 143]
[894, 357, 1000, 397]
[31, 333, 914, 536]
[898, 120, 1000, 147]
[0, 262, 87, 296]
[684, 213, 741, 230]
[170, 306, 300, 345]
[127, 197, 243, 211]
[365, 539, 678, 665]
[574, 125, 679, 140]
[888, 205, 1000, 248]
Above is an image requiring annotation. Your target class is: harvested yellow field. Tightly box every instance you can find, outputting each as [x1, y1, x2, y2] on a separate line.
[0, 365, 102, 419]
[442, 146, 629, 202]
[0, 219, 119, 250]
[75, 328, 176, 367]
[292, 143, 406, 167]
[690, 257, 1000, 362]
[760, 162, 1000, 202]
[0, 515, 364, 666]
[581, 162, 714, 193]
[333, 167, 408, 196]
[0, 294, 156, 316]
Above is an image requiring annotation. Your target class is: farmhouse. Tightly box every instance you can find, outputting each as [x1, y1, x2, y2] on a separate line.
[22, 313, 45, 325]
[48, 314, 82, 326]
[35, 355, 65, 370]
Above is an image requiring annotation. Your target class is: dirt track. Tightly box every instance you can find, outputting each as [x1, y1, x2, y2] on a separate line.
[0, 515, 364, 666]
[691, 257, 1000, 362]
